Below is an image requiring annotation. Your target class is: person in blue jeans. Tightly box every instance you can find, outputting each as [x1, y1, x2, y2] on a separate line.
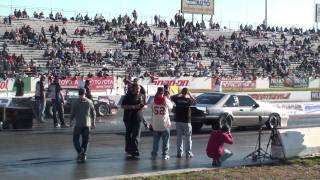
[121, 84, 147, 158]
[171, 88, 196, 158]
[70, 88, 96, 163]
[35, 76, 47, 123]
[151, 87, 173, 160]
[48, 76, 68, 128]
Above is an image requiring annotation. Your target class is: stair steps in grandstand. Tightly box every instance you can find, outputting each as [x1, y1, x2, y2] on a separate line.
[1, 17, 311, 77]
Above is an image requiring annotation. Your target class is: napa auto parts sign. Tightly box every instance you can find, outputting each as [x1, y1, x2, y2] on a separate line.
[211, 77, 256, 91]
[59, 76, 114, 90]
[181, 0, 215, 15]
[269, 77, 309, 88]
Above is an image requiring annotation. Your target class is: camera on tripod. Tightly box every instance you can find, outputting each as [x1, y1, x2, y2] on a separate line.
[244, 116, 285, 162]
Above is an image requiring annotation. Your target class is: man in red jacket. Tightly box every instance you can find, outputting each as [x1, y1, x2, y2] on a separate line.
[206, 124, 234, 167]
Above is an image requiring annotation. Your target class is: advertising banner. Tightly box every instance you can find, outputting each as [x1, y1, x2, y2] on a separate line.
[269, 77, 309, 88]
[89, 77, 114, 90]
[142, 77, 212, 90]
[59, 76, 114, 91]
[311, 91, 320, 101]
[181, 0, 214, 15]
[212, 77, 256, 91]
[0, 79, 14, 91]
[249, 93, 291, 101]
[59, 77, 79, 89]
[316, 4, 320, 22]
[12, 77, 32, 92]
[0, 78, 32, 92]
[239, 91, 311, 102]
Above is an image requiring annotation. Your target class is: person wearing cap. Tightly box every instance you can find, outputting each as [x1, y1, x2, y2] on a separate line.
[171, 87, 196, 158]
[206, 124, 234, 166]
[70, 88, 96, 163]
[48, 76, 68, 128]
[35, 76, 47, 123]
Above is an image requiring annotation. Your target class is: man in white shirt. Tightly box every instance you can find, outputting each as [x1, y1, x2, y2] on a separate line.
[151, 87, 173, 160]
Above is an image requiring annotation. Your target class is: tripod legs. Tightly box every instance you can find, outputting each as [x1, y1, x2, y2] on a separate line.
[244, 126, 271, 162]
[265, 128, 286, 160]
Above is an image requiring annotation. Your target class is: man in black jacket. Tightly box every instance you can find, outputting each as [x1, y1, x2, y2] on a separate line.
[14, 77, 24, 96]
[121, 84, 147, 157]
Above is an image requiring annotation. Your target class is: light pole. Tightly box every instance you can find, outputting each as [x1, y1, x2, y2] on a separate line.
[314, 0, 317, 30]
[264, 0, 268, 27]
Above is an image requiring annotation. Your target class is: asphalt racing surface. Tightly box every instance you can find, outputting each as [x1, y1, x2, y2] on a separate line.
[0, 110, 319, 180]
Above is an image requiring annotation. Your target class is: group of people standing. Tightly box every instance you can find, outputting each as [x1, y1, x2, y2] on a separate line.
[33, 76, 92, 128]
[33, 76, 95, 163]
[32, 76, 234, 166]
[121, 78, 234, 166]
[121, 78, 198, 160]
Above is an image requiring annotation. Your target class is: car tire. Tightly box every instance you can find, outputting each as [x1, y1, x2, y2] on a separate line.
[266, 114, 280, 129]
[2, 120, 10, 129]
[219, 113, 233, 129]
[191, 122, 203, 133]
[211, 121, 221, 130]
[97, 103, 110, 117]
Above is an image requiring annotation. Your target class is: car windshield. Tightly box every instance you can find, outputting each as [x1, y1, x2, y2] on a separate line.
[196, 94, 224, 104]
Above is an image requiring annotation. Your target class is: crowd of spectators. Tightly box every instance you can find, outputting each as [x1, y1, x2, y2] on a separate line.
[2, 9, 320, 81]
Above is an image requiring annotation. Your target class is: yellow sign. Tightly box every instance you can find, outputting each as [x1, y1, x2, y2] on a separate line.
[169, 85, 180, 95]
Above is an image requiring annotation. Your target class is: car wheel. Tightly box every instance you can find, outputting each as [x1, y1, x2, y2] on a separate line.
[211, 120, 221, 130]
[219, 114, 233, 128]
[266, 114, 280, 129]
[97, 103, 110, 116]
[191, 122, 203, 133]
[2, 120, 10, 129]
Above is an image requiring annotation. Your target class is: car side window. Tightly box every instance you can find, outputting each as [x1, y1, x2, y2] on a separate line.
[238, 95, 256, 107]
[224, 95, 238, 107]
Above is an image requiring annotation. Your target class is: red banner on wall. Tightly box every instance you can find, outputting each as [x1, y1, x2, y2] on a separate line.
[0, 80, 10, 91]
[89, 77, 114, 90]
[59, 78, 79, 89]
[59, 76, 114, 90]
[212, 77, 256, 91]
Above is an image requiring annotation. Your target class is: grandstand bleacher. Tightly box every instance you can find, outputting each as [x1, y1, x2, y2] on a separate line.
[1, 11, 320, 80]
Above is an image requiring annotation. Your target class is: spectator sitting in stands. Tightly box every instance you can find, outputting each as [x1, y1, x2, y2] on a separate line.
[33, 11, 39, 19]
[49, 12, 54, 20]
[61, 27, 67, 36]
[22, 9, 28, 18]
[74, 27, 80, 35]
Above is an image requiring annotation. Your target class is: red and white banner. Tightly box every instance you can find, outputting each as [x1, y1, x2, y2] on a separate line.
[238, 91, 311, 102]
[152, 77, 189, 86]
[0, 79, 14, 91]
[141, 77, 212, 89]
[212, 77, 256, 91]
[59, 76, 114, 91]
[89, 77, 114, 90]
[59, 77, 79, 89]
